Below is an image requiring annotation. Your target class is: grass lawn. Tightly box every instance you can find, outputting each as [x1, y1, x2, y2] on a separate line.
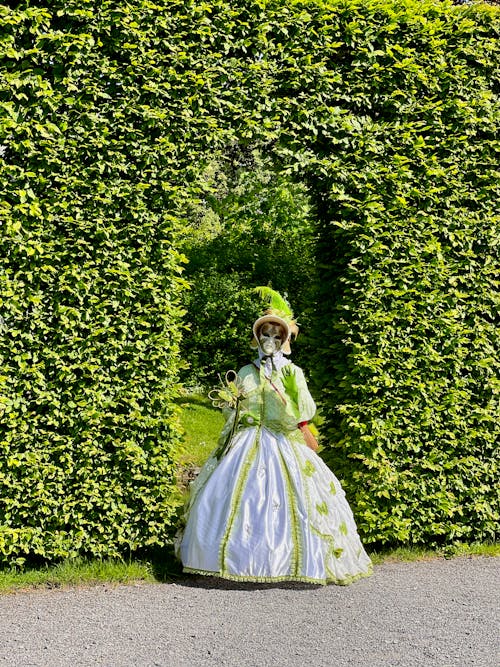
[0, 558, 155, 594]
[176, 391, 225, 468]
[1, 394, 497, 594]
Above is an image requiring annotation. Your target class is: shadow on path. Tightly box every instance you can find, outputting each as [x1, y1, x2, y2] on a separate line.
[147, 544, 322, 591]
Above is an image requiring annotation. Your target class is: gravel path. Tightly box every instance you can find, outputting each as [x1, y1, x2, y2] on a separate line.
[0, 557, 498, 667]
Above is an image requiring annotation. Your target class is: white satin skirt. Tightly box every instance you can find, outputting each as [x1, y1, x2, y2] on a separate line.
[178, 426, 372, 585]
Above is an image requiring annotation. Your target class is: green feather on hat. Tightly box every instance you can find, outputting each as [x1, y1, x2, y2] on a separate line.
[252, 286, 299, 354]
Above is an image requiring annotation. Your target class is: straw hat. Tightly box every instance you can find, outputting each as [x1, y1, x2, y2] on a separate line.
[251, 287, 298, 355]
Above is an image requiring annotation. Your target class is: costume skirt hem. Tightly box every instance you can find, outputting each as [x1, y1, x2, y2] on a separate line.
[183, 564, 373, 587]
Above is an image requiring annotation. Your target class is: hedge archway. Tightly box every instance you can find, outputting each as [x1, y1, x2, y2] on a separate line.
[1, 0, 498, 562]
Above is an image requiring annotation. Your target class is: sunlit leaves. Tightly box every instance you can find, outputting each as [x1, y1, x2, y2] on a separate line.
[0, 0, 187, 564]
[307, 1, 499, 547]
[1, 0, 498, 561]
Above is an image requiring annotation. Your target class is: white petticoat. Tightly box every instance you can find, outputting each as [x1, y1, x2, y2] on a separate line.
[179, 426, 372, 585]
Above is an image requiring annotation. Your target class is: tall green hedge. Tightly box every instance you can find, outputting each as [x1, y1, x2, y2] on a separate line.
[1, 0, 498, 561]
[0, 3, 190, 564]
[303, 3, 500, 546]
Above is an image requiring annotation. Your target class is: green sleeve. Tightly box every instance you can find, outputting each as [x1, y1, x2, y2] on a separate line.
[294, 365, 316, 422]
[281, 364, 316, 422]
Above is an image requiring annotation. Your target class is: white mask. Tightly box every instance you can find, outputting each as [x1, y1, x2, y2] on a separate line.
[258, 323, 285, 356]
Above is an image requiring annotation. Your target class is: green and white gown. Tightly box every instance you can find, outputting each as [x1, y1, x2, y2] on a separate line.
[178, 358, 373, 585]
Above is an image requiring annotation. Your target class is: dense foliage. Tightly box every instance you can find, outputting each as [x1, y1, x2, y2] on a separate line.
[179, 149, 316, 385]
[303, 4, 500, 545]
[0, 2, 189, 564]
[0, 0, 498, 561]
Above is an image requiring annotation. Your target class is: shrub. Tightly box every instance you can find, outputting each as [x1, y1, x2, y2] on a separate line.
[0, 2, 188, 564]
[179, 149, 317, 384]
[1, 0, 498, 559]
[306, 0, 499, 546]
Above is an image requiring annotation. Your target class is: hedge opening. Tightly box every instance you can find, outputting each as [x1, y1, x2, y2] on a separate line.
[1, 0, 498, 562]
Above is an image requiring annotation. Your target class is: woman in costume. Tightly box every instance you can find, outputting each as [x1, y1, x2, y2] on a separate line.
[177, 288, 372, 585]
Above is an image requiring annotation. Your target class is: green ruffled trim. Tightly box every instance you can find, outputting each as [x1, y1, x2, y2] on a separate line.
[276, 446, 303, 577]
[212, 375, 372, 586]
[287, 439, 373, 580]
[183, 563, 373, 587]
[218, 428, 260, 570]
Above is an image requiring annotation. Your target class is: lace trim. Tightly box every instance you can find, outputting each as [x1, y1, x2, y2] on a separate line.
[183, 564, 373, 587]
[218, 429, 260, 570]
[276, 444, 303, 577]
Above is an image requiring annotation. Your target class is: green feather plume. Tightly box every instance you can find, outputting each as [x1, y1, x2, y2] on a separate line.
[254, 286, 293, 320]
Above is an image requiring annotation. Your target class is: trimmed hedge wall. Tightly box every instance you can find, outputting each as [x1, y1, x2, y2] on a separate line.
[1, 0, 498, 560]
[0, 3, 189, 563]
[304, 3, 500, 545]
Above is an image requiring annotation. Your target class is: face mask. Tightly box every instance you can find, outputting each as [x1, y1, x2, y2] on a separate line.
[258, 323, 285, 356]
